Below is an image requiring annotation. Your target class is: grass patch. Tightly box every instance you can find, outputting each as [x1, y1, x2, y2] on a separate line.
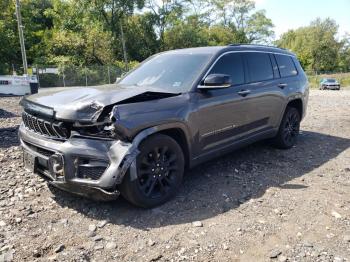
[307, 72, 350, 89]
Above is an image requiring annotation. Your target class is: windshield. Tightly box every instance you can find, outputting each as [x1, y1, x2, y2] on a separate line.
[118, 52, 212, 92]
[326, 78, 336, 82]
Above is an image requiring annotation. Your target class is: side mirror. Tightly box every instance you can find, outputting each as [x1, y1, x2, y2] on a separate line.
[198, 74, 232, 89]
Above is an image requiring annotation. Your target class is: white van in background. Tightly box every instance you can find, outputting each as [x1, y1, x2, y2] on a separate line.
[0, 75, 37, 96]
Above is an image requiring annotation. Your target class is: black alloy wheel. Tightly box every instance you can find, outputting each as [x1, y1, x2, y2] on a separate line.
[272, 107, 301, 149]
[282, 108, 300, 146]
[120, 134, 184, 208]
[137, 145, 178, 198]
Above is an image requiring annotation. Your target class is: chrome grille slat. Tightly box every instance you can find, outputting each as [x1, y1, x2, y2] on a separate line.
[38, 121, 47, 135]
[35, 118, 45, 134]
[53, 124, 64, 138]
[44, 122, 56, 137]
[28, 115, 35, 130]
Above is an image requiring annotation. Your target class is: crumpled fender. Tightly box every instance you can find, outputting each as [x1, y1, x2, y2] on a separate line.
[107, 126, 165, 185]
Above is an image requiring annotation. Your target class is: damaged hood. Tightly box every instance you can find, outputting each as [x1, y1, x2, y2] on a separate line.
[21, 84, 180, 122]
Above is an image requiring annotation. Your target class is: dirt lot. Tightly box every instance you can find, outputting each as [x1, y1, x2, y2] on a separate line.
[0, 90, 349, 262]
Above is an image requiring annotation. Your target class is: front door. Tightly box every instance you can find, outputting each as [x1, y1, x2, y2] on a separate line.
[192, 53, 252, 155]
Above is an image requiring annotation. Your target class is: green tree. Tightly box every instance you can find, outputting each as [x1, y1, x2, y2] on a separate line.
[81, 0, 145, 62]
[277, 18, 341, 72]
[210, 0, 274, 44]
[163, 16, 208, 49]
[0, 0, 53, 74]
[0, 0, 20, 74]
[125, 13, 160, 61]
[338, 34, 350, 71]
[145, 0, 185, 49]
[246, 10, 274, 44]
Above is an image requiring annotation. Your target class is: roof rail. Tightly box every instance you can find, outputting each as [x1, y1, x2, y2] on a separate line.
[228, 43, 287, 51]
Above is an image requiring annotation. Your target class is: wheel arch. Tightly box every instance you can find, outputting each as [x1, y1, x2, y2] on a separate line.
[157, 128, 190, 169]
[287, 98, 303, 119]
[131, 123, 192, 169]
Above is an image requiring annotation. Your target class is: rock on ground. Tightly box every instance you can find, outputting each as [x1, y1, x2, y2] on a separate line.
[0, 90, 350, 261]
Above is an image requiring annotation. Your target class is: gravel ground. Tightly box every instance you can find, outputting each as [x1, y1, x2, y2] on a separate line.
[0, 90, 349, 262]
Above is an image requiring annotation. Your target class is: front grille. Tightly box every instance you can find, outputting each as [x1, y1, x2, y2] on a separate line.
[22, 112, 69, 139]
[77, 166, 106, 180]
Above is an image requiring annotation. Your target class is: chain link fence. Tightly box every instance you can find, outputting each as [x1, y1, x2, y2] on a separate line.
[33, 65, 128, 88]
[4, 64, 350, 89]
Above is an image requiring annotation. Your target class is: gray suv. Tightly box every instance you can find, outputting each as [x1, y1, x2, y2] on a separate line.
[19, 44, 309, 207]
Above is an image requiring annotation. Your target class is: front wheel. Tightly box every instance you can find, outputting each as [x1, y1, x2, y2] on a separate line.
[120, 134, 184, 208]
[272, 107, 301, 149]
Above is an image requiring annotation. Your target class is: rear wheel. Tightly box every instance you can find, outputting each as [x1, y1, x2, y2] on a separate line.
[272, 106, 300, 149]
[120, 134, 184, 208]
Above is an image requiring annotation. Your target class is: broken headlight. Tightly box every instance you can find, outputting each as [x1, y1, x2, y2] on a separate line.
[72, 123, 116, 139]
[72, 106, 128, 140]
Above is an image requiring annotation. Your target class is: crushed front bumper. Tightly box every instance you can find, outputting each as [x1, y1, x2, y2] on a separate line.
[19, 124, 138, 201]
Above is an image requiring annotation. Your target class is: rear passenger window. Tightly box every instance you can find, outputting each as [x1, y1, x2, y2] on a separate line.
[245, 52, 274, 82]
[209, 53, 244, 85]
[275, 54, 298, 77]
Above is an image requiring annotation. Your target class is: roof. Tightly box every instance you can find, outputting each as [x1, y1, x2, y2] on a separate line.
[226, 44, 295, 56]
[166, 44, 295, 57]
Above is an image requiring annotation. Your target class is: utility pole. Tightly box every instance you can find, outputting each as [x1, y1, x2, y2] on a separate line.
[15, 0, 28, 75]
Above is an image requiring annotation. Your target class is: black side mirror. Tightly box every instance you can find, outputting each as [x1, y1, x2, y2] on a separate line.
[198, 74, 232, 89]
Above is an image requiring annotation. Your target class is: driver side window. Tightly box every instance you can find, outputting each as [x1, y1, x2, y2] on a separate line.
[209, 53, 245, 86]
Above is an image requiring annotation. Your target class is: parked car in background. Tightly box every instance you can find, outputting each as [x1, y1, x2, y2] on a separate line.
[19, 44, 309, 208]
[319, 78, 340, 90]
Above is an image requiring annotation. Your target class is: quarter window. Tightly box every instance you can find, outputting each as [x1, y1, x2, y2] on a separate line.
[275, 54, 298, 77]
[208, 53, 245, 85]
[244, 52, 274, 82]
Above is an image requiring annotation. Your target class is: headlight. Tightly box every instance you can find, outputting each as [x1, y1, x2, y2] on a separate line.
[72, 123, 116, 139]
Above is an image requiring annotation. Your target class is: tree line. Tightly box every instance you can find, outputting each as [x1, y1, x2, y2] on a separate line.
[0, 0, 349, 75]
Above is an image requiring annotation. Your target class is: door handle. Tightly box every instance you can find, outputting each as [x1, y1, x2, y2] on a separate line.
[237, 89, 251, 97]
[278, 83, 288, 89]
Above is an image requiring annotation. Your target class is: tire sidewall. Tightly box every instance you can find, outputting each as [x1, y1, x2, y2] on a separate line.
[282, 107, 300, 147]
[273, 106, 301, 149]
[120, 134, 185, 208]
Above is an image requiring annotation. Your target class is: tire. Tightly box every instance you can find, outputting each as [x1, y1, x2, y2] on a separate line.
[120, 134, 185, 208]
[272, 106, 301, 149]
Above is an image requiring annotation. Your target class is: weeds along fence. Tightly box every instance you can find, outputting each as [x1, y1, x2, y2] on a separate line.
[34, 65, 128, 88]
[305, 70, 350, 89]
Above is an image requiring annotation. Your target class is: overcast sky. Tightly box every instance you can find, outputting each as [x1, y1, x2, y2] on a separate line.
[254, 0, 350, 38]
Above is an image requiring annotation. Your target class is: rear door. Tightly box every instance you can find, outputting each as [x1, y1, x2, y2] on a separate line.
[241, 52, 286, 130]
[273, 53, 300, 120]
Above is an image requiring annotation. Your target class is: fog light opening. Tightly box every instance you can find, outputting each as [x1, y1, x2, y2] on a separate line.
[48, 154, 65, 177]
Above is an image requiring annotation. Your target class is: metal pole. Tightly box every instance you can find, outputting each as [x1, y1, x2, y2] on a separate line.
[36, 65, 40, 88]
[85, 67, 88, 87]
[15, 0, 28, 75]
[107, 66, 111, 84]
[120, 21, 129, 71]
[62, 66, 66, 87]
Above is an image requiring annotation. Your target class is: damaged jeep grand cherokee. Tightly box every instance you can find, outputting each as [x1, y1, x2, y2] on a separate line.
[19, 45, 309, 208]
